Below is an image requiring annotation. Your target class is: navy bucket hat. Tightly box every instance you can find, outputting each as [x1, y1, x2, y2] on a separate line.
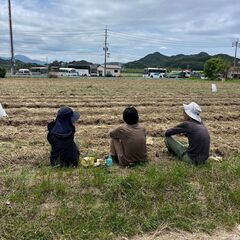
[57, 106, 80, 123]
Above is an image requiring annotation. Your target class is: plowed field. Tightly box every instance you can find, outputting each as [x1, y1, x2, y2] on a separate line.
[0, 78, 239, 168]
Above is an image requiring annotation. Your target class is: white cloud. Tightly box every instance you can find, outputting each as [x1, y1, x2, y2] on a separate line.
[0, 0, 239, 62]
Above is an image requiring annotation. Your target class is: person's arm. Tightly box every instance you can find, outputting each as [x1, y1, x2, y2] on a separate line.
[109, 125, 125, 139]
[165, 122, 188, 137]
[47, 121, 55, 145]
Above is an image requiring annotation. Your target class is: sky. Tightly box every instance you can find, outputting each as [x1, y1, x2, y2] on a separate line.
[0, 0, 240, 63]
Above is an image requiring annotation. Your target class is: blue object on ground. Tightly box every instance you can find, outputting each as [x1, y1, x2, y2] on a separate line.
[106, 155, 113, 167]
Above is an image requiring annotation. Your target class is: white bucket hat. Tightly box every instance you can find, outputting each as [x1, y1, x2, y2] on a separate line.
[183, 102, 202, 122]
[0, 104, 8, 117]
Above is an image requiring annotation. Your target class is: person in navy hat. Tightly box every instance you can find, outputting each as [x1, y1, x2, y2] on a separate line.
[47, 106, 80, 167]
[164, 102, 210, 165]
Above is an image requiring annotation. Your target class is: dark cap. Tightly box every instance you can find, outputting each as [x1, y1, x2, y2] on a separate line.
[57, 106, 80, 123]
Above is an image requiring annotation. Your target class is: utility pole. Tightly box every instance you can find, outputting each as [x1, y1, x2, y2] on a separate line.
[103, 27, 108, 77]
[8, 0, 16, 75]
[46, 56, 49, 75]
[232, 39, 240, 68]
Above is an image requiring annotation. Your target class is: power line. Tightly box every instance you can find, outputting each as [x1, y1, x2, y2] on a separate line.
[108, 30, 224, 44]
[1, 17, 237, 64]
[108, 30, 230, 48]
[110, 34, 228, 48]
[1, 28, 103, 33]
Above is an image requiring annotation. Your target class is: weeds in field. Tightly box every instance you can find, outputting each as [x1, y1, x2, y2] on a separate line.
[1, 156, 240, 239]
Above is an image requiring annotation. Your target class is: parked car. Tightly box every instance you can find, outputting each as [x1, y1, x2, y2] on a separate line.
[16, 69, 31, 76]
[58, 68, 78, 77]
[90, 72, 98, 77]
[165, 71, 186, 78]
[149, 72, 165, 78]
[201, 75, 208, 80]
[190, 71, 202, 78]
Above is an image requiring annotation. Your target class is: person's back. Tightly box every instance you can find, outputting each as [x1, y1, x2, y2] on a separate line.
[110, 123, 147, 164]
[165, 102, 210, 165]
[109, 107, 147, 166]
[165, 120, 210, 164]
[47, 106, 80, 167]
[48, 122, 79, 167]
[184, 121, 210, 162]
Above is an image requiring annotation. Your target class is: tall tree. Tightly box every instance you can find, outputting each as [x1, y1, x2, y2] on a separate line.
[204, 57, 230, 79]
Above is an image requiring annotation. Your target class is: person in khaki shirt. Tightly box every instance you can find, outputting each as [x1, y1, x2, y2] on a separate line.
[108, 107, 147, 166]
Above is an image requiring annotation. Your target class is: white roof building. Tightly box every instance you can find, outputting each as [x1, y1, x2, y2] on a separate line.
[97, 64, 121, 77]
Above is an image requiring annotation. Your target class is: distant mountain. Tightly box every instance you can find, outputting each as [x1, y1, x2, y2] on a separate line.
[15, 55, 46, 65]
[124, 52, 236, 70]
[0, 58, 9, 64]
[0, 57, 9, 60]
[1, 52, 237, 71]
[213, 53, 235, 63]
[0, 58, 24, 66]
[0, 55, 45, 65]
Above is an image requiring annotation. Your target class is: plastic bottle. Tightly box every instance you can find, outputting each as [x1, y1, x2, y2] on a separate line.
[106, 155, 113, 167]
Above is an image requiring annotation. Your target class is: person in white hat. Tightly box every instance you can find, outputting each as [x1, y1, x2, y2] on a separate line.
[164, 102, 210, 165]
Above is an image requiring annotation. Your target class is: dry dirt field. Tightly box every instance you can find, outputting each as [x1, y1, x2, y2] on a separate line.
[0, 78, 239, 169]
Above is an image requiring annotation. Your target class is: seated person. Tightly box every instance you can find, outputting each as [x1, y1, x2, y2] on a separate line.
[47, 106, 80, 167]
[165, 102, 210, 165]
[109, 106, 147, 166]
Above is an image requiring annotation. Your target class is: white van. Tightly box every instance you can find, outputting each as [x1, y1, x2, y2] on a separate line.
[75, 69, 90, 76]
[16, 69, 31, 75]
[58, 68, 79, 77]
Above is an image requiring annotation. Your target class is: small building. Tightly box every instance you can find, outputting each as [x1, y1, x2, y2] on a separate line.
[97, 65, 121, 77]
[228, 67, 240, 79]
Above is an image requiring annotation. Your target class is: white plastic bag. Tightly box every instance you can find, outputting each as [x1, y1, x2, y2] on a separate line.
[0, 104, 8, 117]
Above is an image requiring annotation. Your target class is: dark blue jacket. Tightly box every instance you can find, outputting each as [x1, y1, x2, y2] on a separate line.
[47, 119, 79, 167]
